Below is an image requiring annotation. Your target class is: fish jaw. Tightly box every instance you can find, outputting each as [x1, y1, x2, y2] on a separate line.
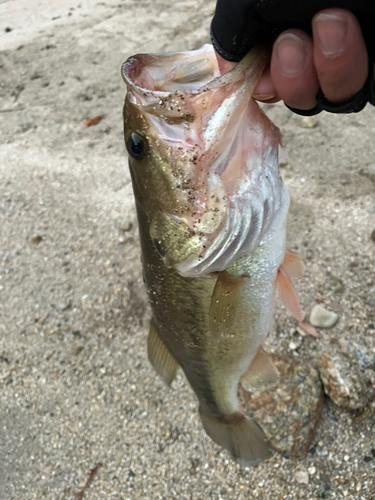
[122, 45, 284, 276]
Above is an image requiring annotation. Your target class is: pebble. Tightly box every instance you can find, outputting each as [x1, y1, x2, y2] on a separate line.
[310, 305, 338, 328]
[296, 326, 306, 337]
[308, 466, 316, 475]
[295, 470, 309, 484]
[56, 301, 72, 312]
[120, 220, 133, 232]
[341, 340, 375, 371]
[338, 340, 375, 400]
[31, 235, 43, 245]
[289, 341, 298, 351]
[301, 116, 318, 128]
[317, 352, 369, 409]
[331, 276, 345, 294]
[243, 355, 323, 458]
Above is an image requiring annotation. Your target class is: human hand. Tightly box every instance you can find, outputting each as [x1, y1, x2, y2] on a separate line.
[212, 4, 374, 114]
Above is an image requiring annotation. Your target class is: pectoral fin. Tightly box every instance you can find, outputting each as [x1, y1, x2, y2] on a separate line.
[147, 320, 179, 385]
[240, 347, 279, 392]
[299, 320, 320, 338]
[283, 250, 305, 279]
[275, 265, 305, 322]
[209, 271, 244, 335]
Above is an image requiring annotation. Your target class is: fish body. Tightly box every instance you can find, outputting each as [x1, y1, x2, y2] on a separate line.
[122, 45, 304, 464]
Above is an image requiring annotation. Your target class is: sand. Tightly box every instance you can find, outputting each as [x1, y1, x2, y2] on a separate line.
[0, 1, 374, 498]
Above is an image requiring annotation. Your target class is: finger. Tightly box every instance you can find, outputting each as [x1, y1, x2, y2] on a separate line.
[253, 65, 279, 102]
[215, 52, 236, 74]
[312, 8, 368, 103]
[270, 29, 320, 110]
[215, 51, 280, 102]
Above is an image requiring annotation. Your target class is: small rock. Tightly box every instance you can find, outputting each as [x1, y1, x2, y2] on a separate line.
[295, 470, 309, 484]
[331, 276, 345, 294]
[371, 229, 375, 243]
[296, 327, 306, 337]
[310, 305, 338, 328]
[301, 116, 318, 128]
[338, 340, 375, 400]
[339, 339, 375, 370]
[77, 92, 92, 102]
[347, 342, 375, 370]
[30, 71, 42, 80]
[339, 339, 350, 355]
[308, 466, 316, 475]
[243, 355, 323, 458]
[317, 352, 369, 409]
[121, 220, 133, 232]
[278, 147, 289, 167]
[56, 301, 72, 312]
[31, 235, 43, 245]
[289, 341, 299, 351]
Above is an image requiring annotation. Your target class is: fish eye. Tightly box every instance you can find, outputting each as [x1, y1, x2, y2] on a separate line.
[126, 132, 148, 160]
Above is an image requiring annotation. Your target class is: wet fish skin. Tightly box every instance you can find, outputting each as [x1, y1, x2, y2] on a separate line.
[122, 45, 302, 464]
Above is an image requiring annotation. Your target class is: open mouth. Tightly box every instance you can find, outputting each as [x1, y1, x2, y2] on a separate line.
[123, 45, 284, 277]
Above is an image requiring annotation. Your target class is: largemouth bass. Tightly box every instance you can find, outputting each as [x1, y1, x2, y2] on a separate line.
[121, 44, 305, 465]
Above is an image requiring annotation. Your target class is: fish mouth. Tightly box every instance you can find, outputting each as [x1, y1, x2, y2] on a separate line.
[122, 45, 285, 277]
[122, 44, 219, 99]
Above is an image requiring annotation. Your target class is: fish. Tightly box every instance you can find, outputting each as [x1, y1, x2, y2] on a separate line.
[121, 44, 306, 465]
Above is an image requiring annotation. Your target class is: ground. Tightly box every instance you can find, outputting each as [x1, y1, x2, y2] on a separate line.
[0, 1, 374, 499]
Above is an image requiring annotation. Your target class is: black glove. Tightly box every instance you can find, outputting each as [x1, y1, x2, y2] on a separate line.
[211, 0, 375, 114]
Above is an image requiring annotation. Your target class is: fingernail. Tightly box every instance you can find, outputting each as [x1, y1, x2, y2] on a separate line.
[276, 33, 306, 75]
[314, 12, 347, 56]
[252, 93, 276, 101]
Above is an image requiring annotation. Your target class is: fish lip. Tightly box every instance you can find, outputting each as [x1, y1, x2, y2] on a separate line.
[121, 45, 218, 99]
[121, 54, 170, 99]
[121, 44, 270, 100]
